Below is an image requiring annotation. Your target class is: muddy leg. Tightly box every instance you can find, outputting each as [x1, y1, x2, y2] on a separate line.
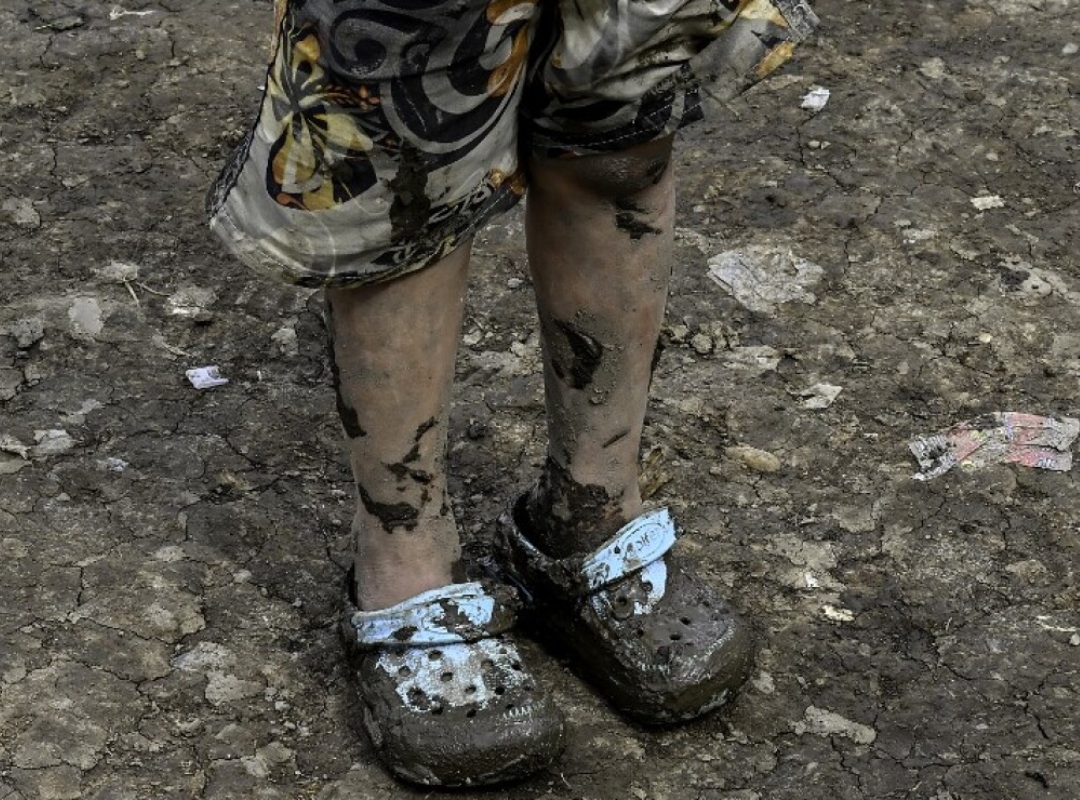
[327, 245, 471, 610]
[524, 137, 674, 557]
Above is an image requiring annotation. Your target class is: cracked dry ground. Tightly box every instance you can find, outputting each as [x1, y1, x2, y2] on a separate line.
[2, 0, 1079, 798]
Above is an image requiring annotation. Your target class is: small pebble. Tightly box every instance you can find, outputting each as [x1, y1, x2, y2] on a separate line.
[725, 445, 782, 473]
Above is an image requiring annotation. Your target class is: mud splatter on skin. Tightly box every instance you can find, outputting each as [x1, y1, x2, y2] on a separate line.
[649, 335, 666, 388]
[614, 197, 662, 241]
[546, 317, 605, 390]
[400, 416, 439, 464]
[325, 300, 367, 439]
[602, 429, 631, 449]
[357, 483, 420, 533]
[525, 457, 625, 557]
[386, 462, 433, 483]
[389, 143, 432, 241]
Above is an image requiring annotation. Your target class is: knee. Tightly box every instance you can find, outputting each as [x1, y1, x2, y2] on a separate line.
[530, 136, 674, 200]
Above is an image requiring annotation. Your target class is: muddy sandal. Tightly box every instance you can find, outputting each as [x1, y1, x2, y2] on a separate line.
[496, 501, 755, 725]
[341, 580, 566, 786]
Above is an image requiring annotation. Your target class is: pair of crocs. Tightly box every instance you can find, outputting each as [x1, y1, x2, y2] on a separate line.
[341, 502, 754, 786]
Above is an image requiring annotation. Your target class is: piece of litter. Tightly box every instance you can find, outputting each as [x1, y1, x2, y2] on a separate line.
[707, 246, 825, 314]
[109, 5, 157, 20]
[971, 194, 1005, 210]
[822, 604, 855, 623]
[804, 572, 821, 590]
[186, 366, 229, 390]
[909, 412, 1079, 480]
[800, 86, 831, 111]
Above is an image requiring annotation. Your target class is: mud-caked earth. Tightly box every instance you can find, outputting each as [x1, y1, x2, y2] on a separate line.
[2, 0, 1079, 798]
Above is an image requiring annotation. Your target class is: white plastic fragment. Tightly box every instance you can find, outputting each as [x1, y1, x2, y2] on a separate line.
[186, 366, 229, 390]
[109, 5, 157, 20]
[800, 86, 831, 111]
[971, 194, 1005, 210]
[822, 604, 855, 623]
[708, 247, 825, 314]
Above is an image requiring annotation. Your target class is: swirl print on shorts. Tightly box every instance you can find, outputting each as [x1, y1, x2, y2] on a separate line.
[208, 0, 818, 288]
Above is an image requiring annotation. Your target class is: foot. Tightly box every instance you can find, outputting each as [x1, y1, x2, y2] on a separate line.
[342, 578, 566, 786]
[496, 498, 755, 725]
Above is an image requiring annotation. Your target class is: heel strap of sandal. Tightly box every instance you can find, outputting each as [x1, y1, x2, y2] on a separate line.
[579, 508, 677, 592]
[502, 506, 678, 597]
[347, 582, 517, 650]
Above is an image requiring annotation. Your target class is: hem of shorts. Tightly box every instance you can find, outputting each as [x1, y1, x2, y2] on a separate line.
[209, 183, 521, 290]
[527, 88, 704, 157]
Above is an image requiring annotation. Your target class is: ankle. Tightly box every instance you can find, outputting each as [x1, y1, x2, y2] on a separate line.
[523, 460, 642, 558]
[351, 511, 462, 611]
[354, 564, 457, 611]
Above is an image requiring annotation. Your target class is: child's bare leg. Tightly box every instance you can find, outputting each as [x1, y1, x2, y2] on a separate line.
[524, 136, 674, 556]
[326, 245, 470, 610]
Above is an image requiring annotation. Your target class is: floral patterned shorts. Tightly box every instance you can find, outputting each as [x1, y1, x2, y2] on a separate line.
[208, 0, 818, 288]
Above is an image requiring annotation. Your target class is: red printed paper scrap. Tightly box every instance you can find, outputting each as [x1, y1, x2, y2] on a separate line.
[909, 412, 1079, 480]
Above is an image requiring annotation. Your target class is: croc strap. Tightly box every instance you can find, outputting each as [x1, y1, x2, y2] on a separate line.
[347, 582, 517, 650]
[579, 508, 677, 592]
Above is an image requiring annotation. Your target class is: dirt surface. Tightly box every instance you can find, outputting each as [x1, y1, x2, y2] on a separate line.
[2, 0, 1079, 798]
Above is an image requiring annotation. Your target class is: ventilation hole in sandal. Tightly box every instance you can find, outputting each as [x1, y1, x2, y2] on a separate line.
[615, 595, 629, 606]
[495, 685, 506, 696]
[670, 632, 683, 641]
[642, 581, 654, 592]
[397, 666, 412, 677]
[441, 671, 454, 683]
[466, 685, 477, 695]
[635, 629, 646, 638]
[680, 617, 692, 625]
[702, 599, 713, 608]
[511, 661, 522, 671]
[506, 702, 516, 711]
[407, 687, 427, 704]
[431, 705, 444, 716]
[428, 649, 443, 661]
[481, 658, 495, 671]
[466, 708, 477, 718]
[524, 684, 534, 692]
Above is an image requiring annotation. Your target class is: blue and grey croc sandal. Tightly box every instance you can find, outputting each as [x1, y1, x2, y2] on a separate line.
[496, 501, 754, 725]
[341, 579, 565, 786]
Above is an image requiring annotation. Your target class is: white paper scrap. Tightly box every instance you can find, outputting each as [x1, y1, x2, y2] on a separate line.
[800, 86, 831, 111]
[186, 366, 229, 390]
